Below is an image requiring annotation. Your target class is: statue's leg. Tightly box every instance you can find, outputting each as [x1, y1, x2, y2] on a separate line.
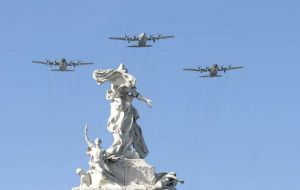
[132, 123, 149, 159]
[106, 133, 123, 157]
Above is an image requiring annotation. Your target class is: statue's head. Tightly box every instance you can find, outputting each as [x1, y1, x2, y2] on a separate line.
[94, 138, 102, 146]
[169, 172, 176, 176]
[76, 168, 84, 175]
[117, 63, 128, 73]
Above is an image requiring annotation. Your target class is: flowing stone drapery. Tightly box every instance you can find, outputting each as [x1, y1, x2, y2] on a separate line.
[93, 64, 149, 159]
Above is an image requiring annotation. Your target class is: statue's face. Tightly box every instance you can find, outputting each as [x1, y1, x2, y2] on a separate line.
[76, 168, 83, 175]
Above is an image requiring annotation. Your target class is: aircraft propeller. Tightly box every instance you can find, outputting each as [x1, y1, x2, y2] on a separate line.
[75, 60, 82, 67]
[197, 66, 202, 73]
[125, 34, 130, 43]
[150, 35, 156, 42]
[46, 59, 52, 67]
[221, 66, 226, 73]
[134, 34, 139, 40]
[70, 61, 75, 68]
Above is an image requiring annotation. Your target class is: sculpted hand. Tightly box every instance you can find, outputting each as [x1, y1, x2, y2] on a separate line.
[146, 99, 152, 108]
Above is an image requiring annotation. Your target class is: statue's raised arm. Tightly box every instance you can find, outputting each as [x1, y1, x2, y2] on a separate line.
[84, 125, 92, 147]
[130, 87, 152, 108]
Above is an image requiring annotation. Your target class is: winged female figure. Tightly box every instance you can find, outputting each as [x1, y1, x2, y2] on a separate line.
[93, 64, 151, 159]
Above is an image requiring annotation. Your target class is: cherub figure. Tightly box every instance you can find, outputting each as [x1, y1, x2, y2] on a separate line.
[72, 168, 91, 190]
[84, 125, 106, 171]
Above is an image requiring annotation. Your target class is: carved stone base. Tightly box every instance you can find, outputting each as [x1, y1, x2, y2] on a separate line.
[73, 159, 157, 190]
[109, 158, 156, 186]
[73, 157, 183, 190]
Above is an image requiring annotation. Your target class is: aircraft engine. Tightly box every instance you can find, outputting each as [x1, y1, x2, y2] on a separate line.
[198, 67, 202, 74]
[75, 61, 80, 68]
[221, 66, 226, 73]
[124, 35, 130, 43]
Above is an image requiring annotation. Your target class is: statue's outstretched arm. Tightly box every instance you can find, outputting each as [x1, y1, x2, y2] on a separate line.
[131, 88, 152, 108]
[84, 125, 93, 147]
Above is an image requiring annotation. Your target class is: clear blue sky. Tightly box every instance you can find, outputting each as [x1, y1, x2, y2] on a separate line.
[0, 0, 299, 189]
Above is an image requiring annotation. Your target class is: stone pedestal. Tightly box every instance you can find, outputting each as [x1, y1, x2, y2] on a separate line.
[108, 159, 156, 186]
[73, 159, 159, 190]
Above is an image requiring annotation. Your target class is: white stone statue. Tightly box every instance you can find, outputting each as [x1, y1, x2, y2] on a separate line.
[154, 172, 184, 190]
[72, 168, 91, 190]
[93, 64, 151, 159]
[72, 64, 183, 190]
[84, 125, 123, 185]
[84, 125, 106, 170]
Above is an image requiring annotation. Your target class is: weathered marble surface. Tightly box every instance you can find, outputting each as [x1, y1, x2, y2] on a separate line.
[73, 158, 183, 190]
[72, 64, 183, 190]
[93, 64, 151, 160]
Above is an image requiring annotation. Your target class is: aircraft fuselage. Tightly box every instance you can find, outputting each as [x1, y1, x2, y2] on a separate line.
[58, 61, 68, 71]
[137, 32, 147, 47]
[209, 64, 219, 77]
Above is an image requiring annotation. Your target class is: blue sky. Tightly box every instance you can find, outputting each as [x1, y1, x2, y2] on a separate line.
[0, 0, 300, 190]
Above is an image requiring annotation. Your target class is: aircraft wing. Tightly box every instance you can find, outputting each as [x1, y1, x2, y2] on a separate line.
[109, 37, 127, 40]
[109, 36, 138, 41]
[78, 62, 94, 65]
[183, 67, 209, 72]
[228, 66, 243, 70]
[68, 61, 94, 67]
[219, 65, 243, 72]
[148, 35, 174, 41]
[32, 60, 56, 65]
[159, 35, 174, 39]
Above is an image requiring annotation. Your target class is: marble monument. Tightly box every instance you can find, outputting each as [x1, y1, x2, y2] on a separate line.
[72, 64, 183, 190]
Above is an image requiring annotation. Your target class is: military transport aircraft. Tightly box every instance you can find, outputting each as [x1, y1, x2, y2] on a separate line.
[32, 58, 94, 72]
[109, 32, 174, 47]
[183, 64, 243, 77]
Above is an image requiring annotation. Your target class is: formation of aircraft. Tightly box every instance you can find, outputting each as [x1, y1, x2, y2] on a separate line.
[109, 32, 174, 47]
[183, 64, 243, 78]
[32, 58, 94, 72]
[32, 34, 244, 77]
